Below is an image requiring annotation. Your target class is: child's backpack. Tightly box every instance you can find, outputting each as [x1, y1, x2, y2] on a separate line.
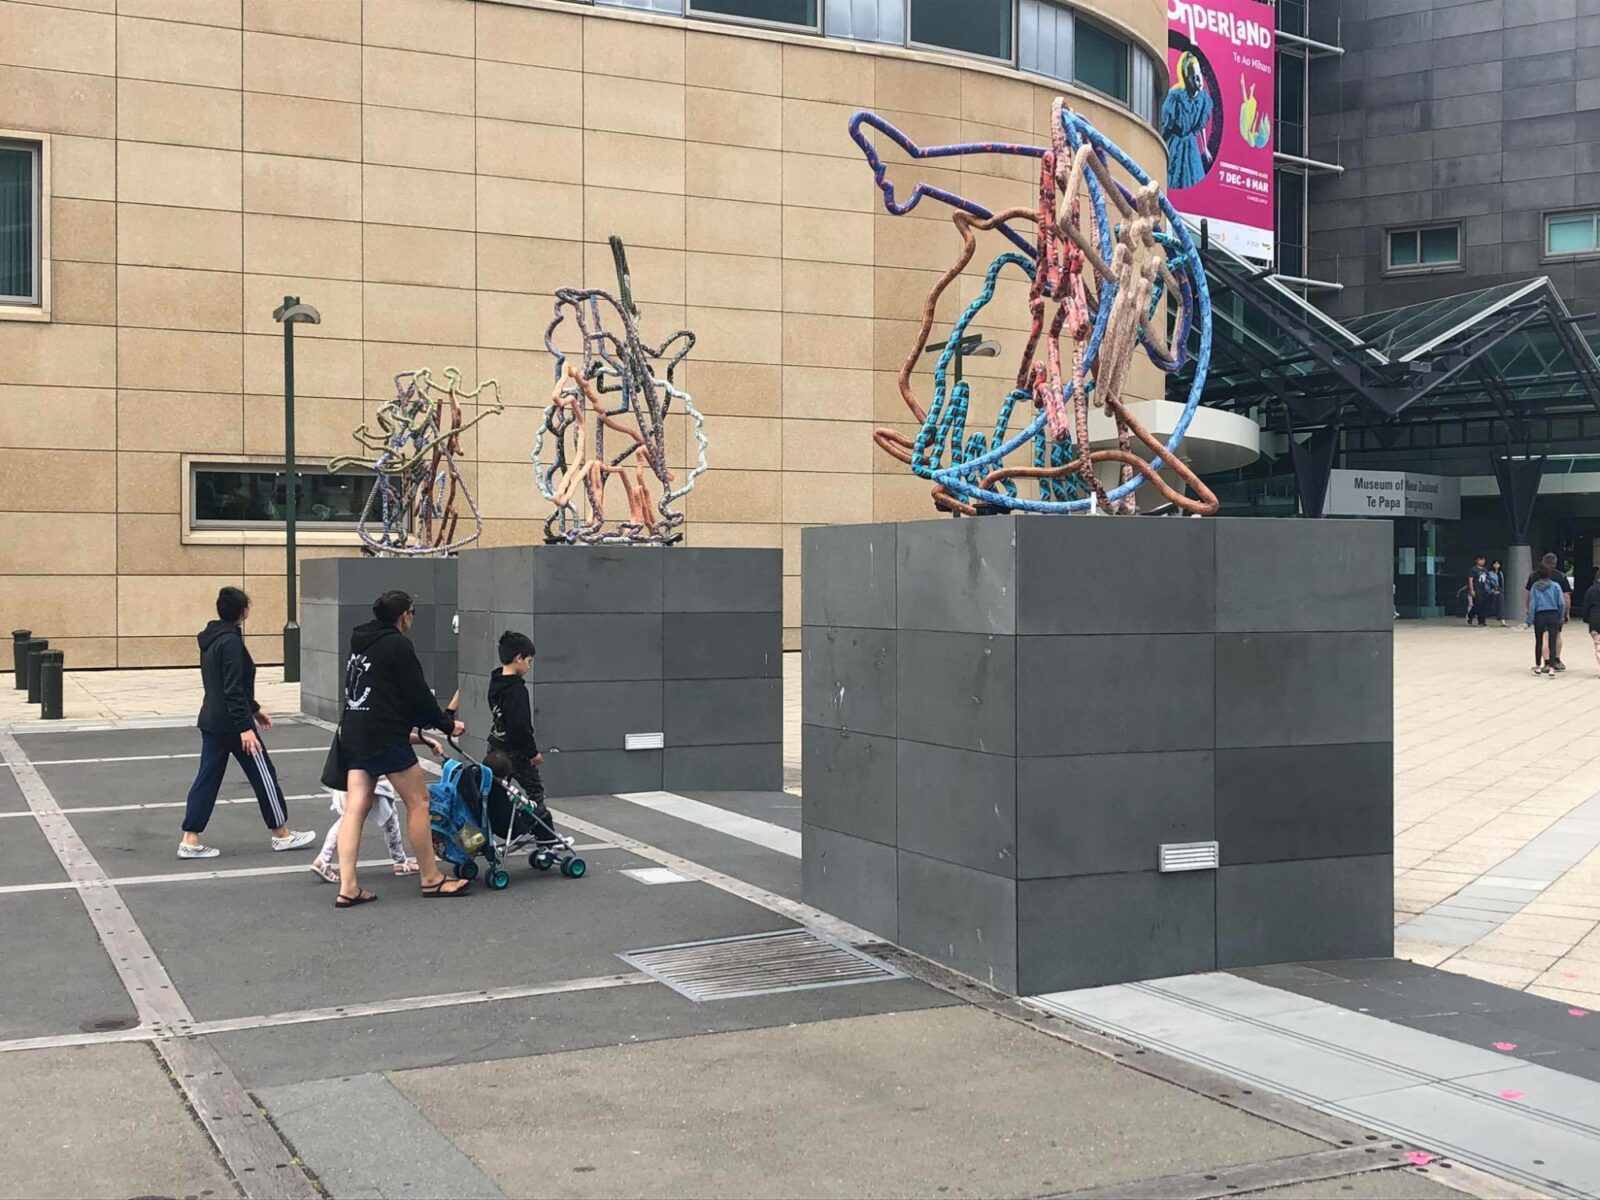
[428, 758, 495, 852]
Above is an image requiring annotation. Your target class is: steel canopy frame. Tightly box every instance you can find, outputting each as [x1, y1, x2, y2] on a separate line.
[1175, 238, 1600, 515]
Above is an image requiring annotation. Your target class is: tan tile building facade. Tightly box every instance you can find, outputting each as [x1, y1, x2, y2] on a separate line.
[0, 0, 1171, 666]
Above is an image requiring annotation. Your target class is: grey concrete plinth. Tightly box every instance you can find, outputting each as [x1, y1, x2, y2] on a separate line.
[801, 516, 1395, 996]
[300, 557, 459, 723]
[457, 545, 782, 798]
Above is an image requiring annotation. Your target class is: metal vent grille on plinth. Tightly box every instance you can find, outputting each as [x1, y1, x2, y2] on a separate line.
[1159, 841, 1220, 872]
[619, 929, 904, 1002]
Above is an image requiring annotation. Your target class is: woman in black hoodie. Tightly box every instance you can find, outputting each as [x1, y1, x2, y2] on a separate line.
[333, 589, 467, 906]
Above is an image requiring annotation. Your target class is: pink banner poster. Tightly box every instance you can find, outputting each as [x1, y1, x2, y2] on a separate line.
[1164, 0, 1275, 261]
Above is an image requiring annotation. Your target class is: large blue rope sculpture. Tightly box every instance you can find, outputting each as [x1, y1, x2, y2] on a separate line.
[330, 367, 504, 554]
[534, 236, 708, 544]
[853, 98, 1218, 515]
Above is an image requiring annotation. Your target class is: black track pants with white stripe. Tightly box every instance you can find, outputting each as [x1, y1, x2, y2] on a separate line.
[182, 728, 288, 833]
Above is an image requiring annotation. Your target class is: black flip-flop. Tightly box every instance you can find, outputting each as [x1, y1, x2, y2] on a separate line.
[421, 878, 471, 898]
[334, 890, 378, 908]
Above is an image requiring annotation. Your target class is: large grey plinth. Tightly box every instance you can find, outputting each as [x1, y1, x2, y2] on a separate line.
[801, 516, 1395, 996]
[301, 557, 459, 723]
[456, 545, 782, 798]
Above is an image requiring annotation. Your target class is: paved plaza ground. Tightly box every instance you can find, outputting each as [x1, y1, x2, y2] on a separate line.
[2, 622, 1599, 1198]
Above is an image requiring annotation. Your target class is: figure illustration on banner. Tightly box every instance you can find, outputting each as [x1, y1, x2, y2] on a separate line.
[1239, 77, 1272, 148]
[1161, 50, 1215, 190]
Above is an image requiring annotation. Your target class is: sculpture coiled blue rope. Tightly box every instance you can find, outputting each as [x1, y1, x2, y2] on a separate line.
[854, 98, 1218, 516]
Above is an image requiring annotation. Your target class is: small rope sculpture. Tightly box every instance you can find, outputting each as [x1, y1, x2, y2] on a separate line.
[534, 236, 708, 545]
[329, 367, 505, 555]
[852, 100, 1218, 516]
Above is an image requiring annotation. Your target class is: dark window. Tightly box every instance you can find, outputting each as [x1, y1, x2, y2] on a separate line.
[910, 0, 1013, 61]
[0, 140, 39, 306]
[1276, 52, 1305, 158]
[192, 466, 366, 528]
[1277, 0, 1306, 37]
[1276, 169, 1305, 277]
[690, 0, 817, 29]
[1074, 18, 1129, 102]
[1387, 225, 1460, 270]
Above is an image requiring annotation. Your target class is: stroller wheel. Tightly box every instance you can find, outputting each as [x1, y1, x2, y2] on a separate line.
[487, 867, 510, 891]
[561, 857, 586, 879]
[530, 851, 552, 871]
[455, 860, 479, 881]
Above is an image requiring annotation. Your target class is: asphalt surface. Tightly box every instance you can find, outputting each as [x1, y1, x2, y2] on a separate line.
[0, 718, 1503, 1200]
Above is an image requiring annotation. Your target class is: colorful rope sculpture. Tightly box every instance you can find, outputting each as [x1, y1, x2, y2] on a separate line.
[534, 236, 708, 544]
[851, 99, 1218, 516]
[329, 367, 505, 555]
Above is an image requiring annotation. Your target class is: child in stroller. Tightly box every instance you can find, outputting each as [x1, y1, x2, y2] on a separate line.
[428, 746, 584, 891]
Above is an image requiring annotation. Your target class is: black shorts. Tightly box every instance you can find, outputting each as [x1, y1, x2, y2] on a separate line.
[349, 742, 419, 778]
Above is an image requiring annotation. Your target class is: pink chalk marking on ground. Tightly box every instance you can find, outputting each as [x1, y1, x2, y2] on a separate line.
[1570, 1008, 1591, 1018]
[1500, 1089, 1525, 1101]
[1493, 1042, 1517, 1052]
[1561, 972, 1579, 979]
[1405, 1152, 1436, 1167]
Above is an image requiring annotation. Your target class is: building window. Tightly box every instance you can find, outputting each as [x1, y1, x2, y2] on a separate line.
[1277, 50, 1305, 159]
[1275, 168, 1305, 277]
[825, 0, 903, 44]
[192, 465, 366, 530]
[1545, 211, 1600, 259]
[1387, 225, 1461, 272]
[0, 137, 42, 309]
[596, 0, 683, 11]
[688, 0, 818, 30]
[1130, 47, 1157, 125]
[1073, 17, 1129, 102]
[1018, 0, 1073, 80]
[910, 0, 1013, 62]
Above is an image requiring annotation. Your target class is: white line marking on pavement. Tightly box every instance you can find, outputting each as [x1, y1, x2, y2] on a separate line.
[0, 845, 619, 897]
[620, 867, 693, 885]
[18, 746, 322, 767]
[550, 806, 872, 946]
[0, 730, 318, 1200]
[612, 790, 801, 857]
[0, 793, 323, 818]
[178, 973, 652, 1039]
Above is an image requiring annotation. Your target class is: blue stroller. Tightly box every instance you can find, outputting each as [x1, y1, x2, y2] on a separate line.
[428, 746, 586, 891]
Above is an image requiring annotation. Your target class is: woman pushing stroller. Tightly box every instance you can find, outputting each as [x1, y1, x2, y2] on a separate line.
[330, 589, 469, 907]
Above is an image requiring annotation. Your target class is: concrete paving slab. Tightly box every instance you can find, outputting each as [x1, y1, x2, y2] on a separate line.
[391, 1006, 1324, 1200]
[14, 719, 329, 762]
[0, 767, 25, 812]
[120, 854, 794, 1020]
[0, 892, 134, 1040]
[259, 1073, 504, 1200]
[0, 810, 66, 884]
[680, 790, 804, 832]
[1350, 1083, 1600, 1197]
[562, 794, 801, 902]
[1237, 1168, 1479, 1198]
[219, 974, 955, 1090]
[0, 1043, 238, 1200]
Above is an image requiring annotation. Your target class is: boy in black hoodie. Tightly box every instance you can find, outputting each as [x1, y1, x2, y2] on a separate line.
[179, 587, 315, 859]
[486, 630, 559, 844]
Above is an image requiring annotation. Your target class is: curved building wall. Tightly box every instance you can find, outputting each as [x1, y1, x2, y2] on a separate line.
[0, 0, 1176, 664]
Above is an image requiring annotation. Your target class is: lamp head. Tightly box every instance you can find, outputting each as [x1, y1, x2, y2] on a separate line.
[272, 295, 321, 325]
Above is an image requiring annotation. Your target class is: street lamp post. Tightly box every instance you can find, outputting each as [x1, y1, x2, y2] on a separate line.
[271, 295, 321, 684]
[923, 332, 1001, 390]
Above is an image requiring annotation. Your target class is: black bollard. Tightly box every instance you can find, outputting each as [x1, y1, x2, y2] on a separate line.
[11, 629, 31, 690]
[38, 650, 64, 720]
[24, 638, 48, 704]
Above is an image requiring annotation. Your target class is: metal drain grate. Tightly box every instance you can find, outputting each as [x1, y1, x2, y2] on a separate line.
[619, 929, 904, 1002]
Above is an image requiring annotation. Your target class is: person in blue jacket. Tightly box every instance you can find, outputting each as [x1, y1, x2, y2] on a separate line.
[178, 587, 315, 859]
[1162, 52, 1213, 191]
